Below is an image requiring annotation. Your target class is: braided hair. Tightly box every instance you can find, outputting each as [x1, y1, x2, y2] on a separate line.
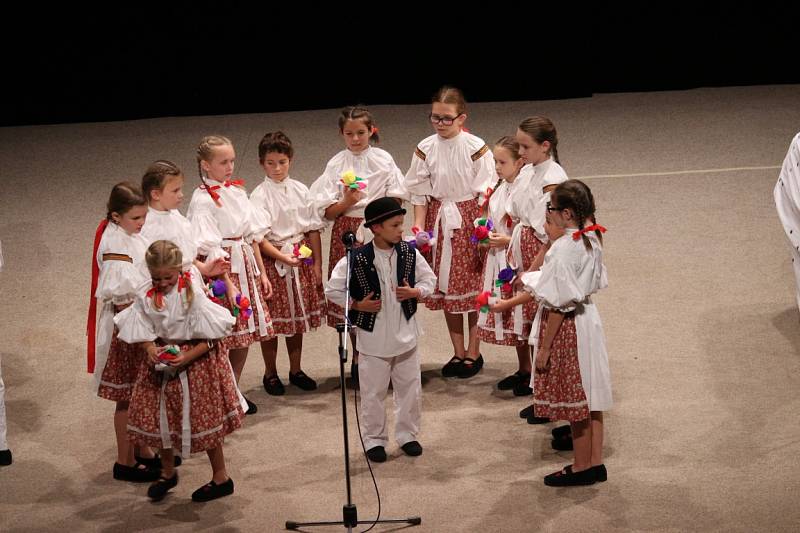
[551, 179, 602, 251]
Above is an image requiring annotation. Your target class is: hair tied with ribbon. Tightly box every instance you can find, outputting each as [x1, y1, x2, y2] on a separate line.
[572, 224, 608, 241]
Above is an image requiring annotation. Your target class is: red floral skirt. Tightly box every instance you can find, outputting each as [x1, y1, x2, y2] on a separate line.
[424, 197, 485, 313]
[263, 252, 325, 336]
[217, 243, 275, 350]
[97, 327, 143, 402]
[532, 309, 589, 422]
[127, 341, 244, 454]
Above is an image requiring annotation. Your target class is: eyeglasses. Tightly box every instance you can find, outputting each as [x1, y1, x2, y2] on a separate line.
[429, 113, 463, 126]
[546, 201, 563, 212]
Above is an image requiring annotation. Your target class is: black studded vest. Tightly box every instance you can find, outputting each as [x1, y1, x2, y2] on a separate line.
[348, 241, 417, 332]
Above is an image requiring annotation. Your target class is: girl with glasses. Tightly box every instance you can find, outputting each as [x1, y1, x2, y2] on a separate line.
[491, 179, 612, 487]
[405, 86, 495, 379]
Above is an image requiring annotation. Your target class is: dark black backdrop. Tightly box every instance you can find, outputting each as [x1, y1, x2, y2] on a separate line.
[3, 5, 796, 127]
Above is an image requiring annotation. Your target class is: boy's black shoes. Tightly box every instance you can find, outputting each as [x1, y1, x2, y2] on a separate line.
[400, 441, 423, 457]
[366, 446, 387, 463]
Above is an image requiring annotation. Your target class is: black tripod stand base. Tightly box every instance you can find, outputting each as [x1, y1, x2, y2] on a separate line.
[285, 516, 421, 530]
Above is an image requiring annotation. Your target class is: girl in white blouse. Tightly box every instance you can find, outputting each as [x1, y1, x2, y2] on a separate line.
[491, 179, 612, 487]
[250, 132, 326, 394]
[476, 137, 533, 393]
[508, 117, 570, 406]
[140, 160, 228, 282]
[187, 135, 275, 413]
[115, 240, 243, 502]
[87, 182, 159, 483]
[404, 86, 495, 379]
[309, 106, 407, 381]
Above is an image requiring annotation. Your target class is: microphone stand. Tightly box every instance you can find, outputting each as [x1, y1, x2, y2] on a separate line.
[286, 232, 421, 532]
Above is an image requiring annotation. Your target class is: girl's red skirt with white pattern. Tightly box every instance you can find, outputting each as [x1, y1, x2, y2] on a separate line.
[218, 243, 274, 350]
[263, 251, 325, 336]
[97, 327, 143, 402]
[127, 341, 244, 454]
[532, 309, 589, 422]
[325, 215, 364, 328]
[424, 197, 485, 313]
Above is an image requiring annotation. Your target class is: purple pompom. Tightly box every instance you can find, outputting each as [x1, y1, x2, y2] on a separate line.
[211, 279, 227, 297]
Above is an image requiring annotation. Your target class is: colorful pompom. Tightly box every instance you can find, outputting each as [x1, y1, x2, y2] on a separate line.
[340, 169, 367, 190]
[471, 217, 493, 245]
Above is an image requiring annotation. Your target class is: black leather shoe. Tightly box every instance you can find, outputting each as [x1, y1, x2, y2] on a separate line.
[400, 441, 423, 457]
[113, 462, 160, 482]
[289, 370, 317, 391]
[544, 465, 596, 486]
[0, 449, 11, 466]
[441, 356, 463, 377]
[457, 355, 483, 378]
[593, 464, 607, 482]
[148, 472, 179, 501]
[519, 405, 534, 419]
[366, 446, 387, 463]
[263, 374, 285, 396]
[191, 478, 234, 502]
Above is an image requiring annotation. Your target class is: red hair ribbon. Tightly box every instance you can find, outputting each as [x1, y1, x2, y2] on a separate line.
[572, 224, 607, 240]
[146, 286, 164, 310]
[177, 271, 192, 292]
[86, 218, 109, 373]
[200, 183, 221, 203]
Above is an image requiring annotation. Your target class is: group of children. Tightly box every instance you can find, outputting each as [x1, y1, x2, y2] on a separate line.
[86, 85, 613, 501]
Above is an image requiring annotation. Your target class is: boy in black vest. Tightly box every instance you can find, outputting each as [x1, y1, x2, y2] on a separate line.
[325, 197, 436, 462]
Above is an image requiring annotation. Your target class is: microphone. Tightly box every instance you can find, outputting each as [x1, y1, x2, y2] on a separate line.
[341, 230, 357, 248]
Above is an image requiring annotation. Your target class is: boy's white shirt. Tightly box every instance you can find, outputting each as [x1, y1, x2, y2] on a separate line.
[325, 246, 436, 358]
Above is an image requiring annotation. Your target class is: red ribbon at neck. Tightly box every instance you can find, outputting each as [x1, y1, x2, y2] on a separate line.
[572, 224, 608, 240]
[200, 179, 244, 205]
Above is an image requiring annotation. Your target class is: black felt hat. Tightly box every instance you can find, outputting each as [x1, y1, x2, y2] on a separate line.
[363, 197, 406, 227]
